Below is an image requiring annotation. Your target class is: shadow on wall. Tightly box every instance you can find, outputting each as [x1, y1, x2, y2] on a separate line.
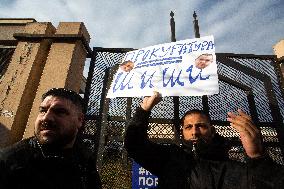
[0, 122, 10, 148]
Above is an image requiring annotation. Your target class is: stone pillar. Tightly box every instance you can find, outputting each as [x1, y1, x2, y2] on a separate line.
[24, 22, 90, 138]
[0, 22, 55, 146]
[273, 40, 284, 60]
[273, 39, 284, 79]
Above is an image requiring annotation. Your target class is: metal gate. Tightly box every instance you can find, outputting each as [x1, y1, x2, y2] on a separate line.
[83, 48, 284, 188]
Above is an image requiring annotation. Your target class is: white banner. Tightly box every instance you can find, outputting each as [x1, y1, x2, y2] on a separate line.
[107, 35, 219, 98]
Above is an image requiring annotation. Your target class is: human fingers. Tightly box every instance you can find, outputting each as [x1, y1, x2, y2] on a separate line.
[228, 111, 256, 131]
[237, 109, 253, 122]
[151, 92, 162, 109]
[227, 113, 255, 135]
[230, 120, 263, 158]
[153, 91, 161, 98]
[228, 115, 260, 138]
[227, 111, 236, 119]
[141, 92, 162, 111]
[227, 112, 250, 127]
[237, 109, 259, 132]
[227, 111, 249, 121]
[141, 96, 150, 111]
[228, 120, 254, 136]
[152, 91, 162, 103]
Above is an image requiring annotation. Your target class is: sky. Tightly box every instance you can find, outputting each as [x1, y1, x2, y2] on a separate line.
[0, 0, 283, 55]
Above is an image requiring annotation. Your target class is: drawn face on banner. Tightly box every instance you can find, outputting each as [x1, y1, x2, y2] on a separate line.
[120, 60, 134, 72]
[195, 54, 213, 69]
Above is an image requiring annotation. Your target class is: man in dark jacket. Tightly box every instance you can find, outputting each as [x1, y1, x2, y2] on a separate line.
[0, 88, 101, 189]
[125, 92, 284, 189]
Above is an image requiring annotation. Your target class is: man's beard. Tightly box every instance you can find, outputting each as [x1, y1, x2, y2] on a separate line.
[35, 122, 76, 149]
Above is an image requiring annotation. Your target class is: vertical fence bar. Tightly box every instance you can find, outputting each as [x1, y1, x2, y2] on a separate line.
[83, 50, 97, 115]
[91, 66, 110, 171]
[202, 95, 209, 114]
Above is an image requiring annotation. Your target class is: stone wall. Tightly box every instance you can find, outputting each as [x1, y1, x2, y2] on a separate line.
[0, 20, 90, 146]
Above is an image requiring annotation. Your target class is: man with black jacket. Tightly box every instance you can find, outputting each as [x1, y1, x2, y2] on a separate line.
[125, 92, 284, 189]
[0, 88, 101, 189]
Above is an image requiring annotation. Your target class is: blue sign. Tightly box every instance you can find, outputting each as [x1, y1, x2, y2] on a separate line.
[132, 161, 158, 189]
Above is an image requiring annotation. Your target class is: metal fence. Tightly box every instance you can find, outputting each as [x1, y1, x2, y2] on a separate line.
[83, 48, 284, 188]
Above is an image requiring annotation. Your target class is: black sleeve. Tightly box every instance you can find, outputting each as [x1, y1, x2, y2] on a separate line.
[247, 156, 284, 188]
[124, 107, 173, 177]
[0, 160, 11, 189]
[86, 157, 102, 189]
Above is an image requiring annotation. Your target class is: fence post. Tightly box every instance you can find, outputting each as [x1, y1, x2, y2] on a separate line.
[0, 22, 55, 146]
[23, 22, 90, 139]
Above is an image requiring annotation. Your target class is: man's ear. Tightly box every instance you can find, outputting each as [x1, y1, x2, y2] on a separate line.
[211, 126, 216, 137]
[77, 113, 84, 129]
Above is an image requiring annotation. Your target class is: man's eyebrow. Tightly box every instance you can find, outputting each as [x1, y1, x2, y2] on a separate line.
[185, 121, 208, 125]
[51, 105, 69, 110]
[39, 103, 67, 109]
[196, 123, 209, 125]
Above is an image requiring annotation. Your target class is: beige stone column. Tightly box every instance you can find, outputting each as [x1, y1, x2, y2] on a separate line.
[24, 22, 90, 138]
[273, 39, 284, 83]
[273, 40, 284, 60]
[0, 22, 55, 146]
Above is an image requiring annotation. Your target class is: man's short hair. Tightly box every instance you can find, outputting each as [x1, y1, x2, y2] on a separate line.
[180, 109, 211, 126]
[42, 88, 84, 113]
